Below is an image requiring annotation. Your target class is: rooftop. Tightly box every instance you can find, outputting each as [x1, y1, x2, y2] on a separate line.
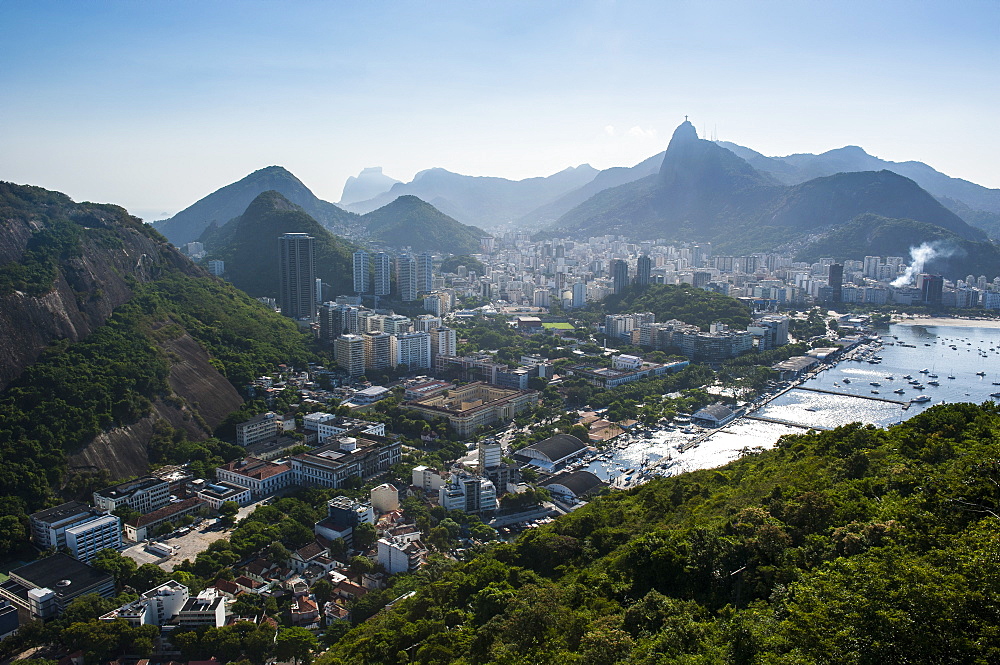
[95, 476, 165, 500]
[128, 497, 204, 528]
[9, 553, 112, 597]
[29, 501, 91, 523]
[540, 470, 607, 497]
[522, 434, 588, 463]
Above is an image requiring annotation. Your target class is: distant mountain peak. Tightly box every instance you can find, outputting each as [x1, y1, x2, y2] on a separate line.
[669, 119, 699, 145]
[339, 166, 401, 205]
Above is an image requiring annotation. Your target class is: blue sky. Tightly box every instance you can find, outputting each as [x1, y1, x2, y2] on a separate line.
[1, 0, 997, 219]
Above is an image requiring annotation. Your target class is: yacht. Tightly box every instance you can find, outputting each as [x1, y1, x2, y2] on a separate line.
[871, 390, 880, 395]
[948, 375, 956, 379]
[910, 395, 931, 403]
[843, 378, 851, 384]
[927, 380, 940, 386]
[902, 374, 913, 380]
[991, 393, 1000, 399]
[977, 371, 987, 376]
[919, 368, 930, 374]
[893, 388, 905, 395]
[928, 374, 938, 379]
[870, 382, 881, 387]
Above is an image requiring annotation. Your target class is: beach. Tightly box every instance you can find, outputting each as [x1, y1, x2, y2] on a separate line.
[891, 315, 1000, 329]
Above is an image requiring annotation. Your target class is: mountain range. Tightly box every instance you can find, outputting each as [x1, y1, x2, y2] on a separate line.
[542, 121, 1000, 278]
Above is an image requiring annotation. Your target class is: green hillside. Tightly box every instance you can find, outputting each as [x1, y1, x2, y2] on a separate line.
[319, 402, 1000, 664]
[593, 283, 752, 331]
[361, 195, 489, 254]
[797, 213, 1000, 278]
[203, 190, 358, 297]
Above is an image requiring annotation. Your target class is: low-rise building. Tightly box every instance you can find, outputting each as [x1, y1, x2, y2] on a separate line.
[303, 413, 385, 444]
[514, 434, 589, 471]
[123, 498, 207, 542]
[176, 588, 227, 628]
[0, 554, 115, 620]
[350, 386, 391, 405]
[540, 470, 607, 500]
[566, 359, 689, 389]
[216, 458, 294, 497]
[93, 477, 170, 515]
[235, 412, 295, 447]
[403, 378, 452, 401]
[290, 436, 402, 490]
[99, 580, 189, 626]
[377, 533, 427, 574]
[438, 473, 498, 514]
[30, 502, 122, 562]
[196, 482, 253, 510]
[772, 356, 820, 380]
[411, 465, 445, 492]
[370, 483, 400, 514]
[691, 403, 738, 428]
[403, 382, 539, 437]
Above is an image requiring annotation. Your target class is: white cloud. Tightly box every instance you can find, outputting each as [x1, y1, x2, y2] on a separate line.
[604, 125, 616, 136]
[627, 125, 658, 139]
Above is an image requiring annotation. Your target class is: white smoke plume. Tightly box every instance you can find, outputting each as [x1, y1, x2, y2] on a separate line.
[891, 242, 952, 287]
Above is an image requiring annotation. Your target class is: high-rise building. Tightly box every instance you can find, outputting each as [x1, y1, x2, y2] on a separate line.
[636, 255, 652, 287]
[373, 252, 391, 296]
[363, 332, 393, 371]
[572, 282, 586, 308]
[319, 303, 359, 342]
[397, 255, 417, 302]
[828, 264, 844, 302]
[335, 334, 366, 376]
[381, 314, 412, 335]
[416, 252, 434, 294]
[391, 331, 432, 370]
[612, 259, 629, 294]
[430, 326, 457, 359]
[415, 314, 442, 333]
[278, 233, 317, 319]
[353, 251, 370, 294]
[919, 274, 944, 306]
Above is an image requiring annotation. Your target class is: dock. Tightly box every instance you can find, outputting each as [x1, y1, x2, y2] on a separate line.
[794, 386, 907, 405]
[744, 415, 832, 430]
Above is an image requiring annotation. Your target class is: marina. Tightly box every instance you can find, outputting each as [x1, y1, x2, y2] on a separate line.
[581, 321, 1000, 490]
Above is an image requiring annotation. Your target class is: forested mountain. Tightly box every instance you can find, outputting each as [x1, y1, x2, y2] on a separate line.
[319, 402, 1000, 664]
[340, 167, 402, 206]
[342, 165, 598, 227]
[200, 190, 357, 297]
[795, 213, 1000, 276]
[0, 182, 316, 554]
[360, 195, 489, 254]
[153, 166, 358, 245]
[595, 283, 752, 331]
[717, 141, 1000, 238]
[552, 121, 989, 269]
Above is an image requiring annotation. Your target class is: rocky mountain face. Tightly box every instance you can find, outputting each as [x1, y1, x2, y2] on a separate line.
[342, 164, 599, 227]
[154, 165, 358, 245]
[0, 182, 314, 524]
[360, 195, 489, 254]
[340, 166, 402, 206]
[551, 121, 987, 259]
[0, 183, 197, 390]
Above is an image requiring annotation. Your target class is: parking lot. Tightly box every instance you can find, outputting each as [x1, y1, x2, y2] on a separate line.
[121, 498, 265, 571]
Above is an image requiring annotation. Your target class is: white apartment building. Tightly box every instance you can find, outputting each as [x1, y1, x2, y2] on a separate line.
[235, 411, 293, 447]
[377, 533, 427, 574]
[64, 515, 122, 563]
[381, 314, 412, 335]
[100, 580, 189, 627]
[438, 473, 498, 514]
[415, 314, 442, 332]
[93, 477, 170, 515]
[303, 413, 386, 444]
[411, 465, 445, 492]
[391, 331, 432, 370]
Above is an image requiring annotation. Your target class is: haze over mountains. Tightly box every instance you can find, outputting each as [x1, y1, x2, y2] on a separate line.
[152, 118, 1000, 277]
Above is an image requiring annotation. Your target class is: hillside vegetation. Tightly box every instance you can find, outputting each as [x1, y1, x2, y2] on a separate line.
[796, 213, 1000, 277]
[319, 402, 1000, 664]
[586, 283, 752, 331]
[201, 190, 357, 297]
[361, 196, 489, 254]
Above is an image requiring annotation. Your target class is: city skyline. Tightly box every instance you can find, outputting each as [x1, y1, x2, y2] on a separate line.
[0, 1, 997, 220]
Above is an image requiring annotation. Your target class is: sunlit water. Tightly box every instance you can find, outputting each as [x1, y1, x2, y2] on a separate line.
[585, 323, 1000, 485]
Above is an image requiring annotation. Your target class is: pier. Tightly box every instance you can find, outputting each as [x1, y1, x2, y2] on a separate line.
[794, 386, 907, 405]
[744, 415, 832, 430]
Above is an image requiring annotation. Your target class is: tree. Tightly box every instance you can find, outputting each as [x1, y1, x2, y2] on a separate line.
[275, 627, 318, 665]
[353, 522, 377, 550]
[91, 548, 137, 590]
[267, 541, 291, 565]
[218, 500, 240, 523]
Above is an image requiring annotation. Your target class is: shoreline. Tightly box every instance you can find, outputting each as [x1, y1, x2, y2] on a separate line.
[890, 316, 1000, 329]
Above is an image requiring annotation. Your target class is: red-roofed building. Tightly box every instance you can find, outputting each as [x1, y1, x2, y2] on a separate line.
[123, 498, 207, 542]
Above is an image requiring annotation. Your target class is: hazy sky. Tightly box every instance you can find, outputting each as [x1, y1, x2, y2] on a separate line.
[1, 0, 997, 220]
